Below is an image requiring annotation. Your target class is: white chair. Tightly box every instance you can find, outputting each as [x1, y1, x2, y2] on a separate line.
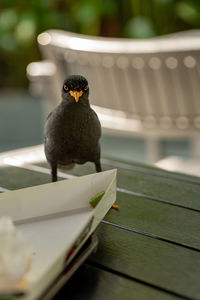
[27, 29, 200, 165]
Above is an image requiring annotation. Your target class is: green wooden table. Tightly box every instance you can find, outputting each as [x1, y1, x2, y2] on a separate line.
[0, 145, 200, 300]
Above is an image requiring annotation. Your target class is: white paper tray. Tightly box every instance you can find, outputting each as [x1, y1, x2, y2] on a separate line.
[0, 169, 117, 300]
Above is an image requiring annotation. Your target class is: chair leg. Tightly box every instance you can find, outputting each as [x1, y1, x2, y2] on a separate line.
[146, 137, 162, 164]
[190, 135, 200, 159]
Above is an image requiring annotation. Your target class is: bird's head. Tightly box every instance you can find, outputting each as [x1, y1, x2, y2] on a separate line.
[62, 75, 89, 104]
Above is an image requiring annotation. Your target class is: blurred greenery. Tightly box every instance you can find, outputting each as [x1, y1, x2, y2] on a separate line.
[0, 0, 200, 88]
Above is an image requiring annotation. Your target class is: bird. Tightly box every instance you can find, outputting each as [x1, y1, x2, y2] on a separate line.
[44, 75, 102, 182]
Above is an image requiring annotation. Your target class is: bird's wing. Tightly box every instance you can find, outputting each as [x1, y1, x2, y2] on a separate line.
[92, 108, 101, 129]
[87, 108, 102, 141]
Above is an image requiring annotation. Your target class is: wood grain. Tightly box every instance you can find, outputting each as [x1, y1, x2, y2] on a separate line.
[0, 165, 50, 190]
[55, 264, 182, 300]
[105, 192, 200, 250]
[89, 223, 200, 300]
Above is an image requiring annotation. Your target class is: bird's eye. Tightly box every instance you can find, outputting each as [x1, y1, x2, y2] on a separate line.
[84, 85, 89, 91]
[63, 84, 69, 91]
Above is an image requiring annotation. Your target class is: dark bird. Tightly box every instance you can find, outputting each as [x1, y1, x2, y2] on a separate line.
[44, 75, 102, 182]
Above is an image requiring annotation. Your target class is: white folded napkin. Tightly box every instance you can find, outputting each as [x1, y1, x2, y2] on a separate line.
[0, 217, 33, 291]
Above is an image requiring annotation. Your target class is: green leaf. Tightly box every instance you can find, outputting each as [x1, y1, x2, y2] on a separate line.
[0, 9, 18, 31]
[124, 16, 155, 39]
[175, 2, 199, 25]
[15, 15, 36, 44]
[89, 191, 105, 208]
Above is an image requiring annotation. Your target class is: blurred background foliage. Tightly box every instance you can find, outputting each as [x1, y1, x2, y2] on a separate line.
[0, 0, 200, 88]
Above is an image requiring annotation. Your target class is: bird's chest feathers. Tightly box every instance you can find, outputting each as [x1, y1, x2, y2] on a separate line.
[62, 107, 91, 141]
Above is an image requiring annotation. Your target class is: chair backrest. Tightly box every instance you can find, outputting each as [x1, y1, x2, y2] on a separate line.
[37, 29, 200, 136]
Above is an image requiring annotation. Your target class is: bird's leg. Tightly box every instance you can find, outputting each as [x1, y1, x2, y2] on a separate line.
[51, 163, 58, 182]
[95, 160, 102, 172]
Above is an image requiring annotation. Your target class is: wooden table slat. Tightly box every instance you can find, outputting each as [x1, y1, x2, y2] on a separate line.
[106, 192, 200, 250]
[0, 165, 50, 190]
[90, 224, 200, 300]
[55, 264, 183, 300]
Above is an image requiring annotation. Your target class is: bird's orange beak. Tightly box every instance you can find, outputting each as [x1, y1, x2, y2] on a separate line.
[69, 90, 83, 102]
